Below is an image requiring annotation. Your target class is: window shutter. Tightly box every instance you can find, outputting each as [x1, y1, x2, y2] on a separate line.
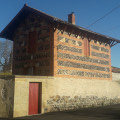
[84, 38, 90, 56]
[28, 31, 37, 53]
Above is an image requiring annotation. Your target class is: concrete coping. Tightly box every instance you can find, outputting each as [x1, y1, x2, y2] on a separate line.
[15, 75, 54, 79]
[0, 75, 54, 80]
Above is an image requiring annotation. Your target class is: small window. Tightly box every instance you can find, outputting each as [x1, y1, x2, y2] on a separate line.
[84, 38, 90, 56]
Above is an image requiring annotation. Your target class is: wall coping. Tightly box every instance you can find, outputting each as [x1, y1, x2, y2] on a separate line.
[0, 75, 15, 80]
[14, 75, 54, 79]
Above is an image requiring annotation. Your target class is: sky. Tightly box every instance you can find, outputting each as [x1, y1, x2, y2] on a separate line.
[0, 0, 120, 67]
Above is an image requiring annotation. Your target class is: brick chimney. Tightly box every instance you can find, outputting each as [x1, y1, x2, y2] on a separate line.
[68, 12, 75, 24]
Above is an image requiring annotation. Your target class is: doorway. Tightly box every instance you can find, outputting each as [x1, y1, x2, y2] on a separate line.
[29, 82, 42, 115]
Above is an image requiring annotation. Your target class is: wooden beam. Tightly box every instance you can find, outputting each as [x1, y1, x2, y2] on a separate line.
[68, 28, 75, 36]
[110, 41, 118, 47]
[80, 32, 85, 39]
[50, 22, 59, 32]
[110, 40, 114, 46]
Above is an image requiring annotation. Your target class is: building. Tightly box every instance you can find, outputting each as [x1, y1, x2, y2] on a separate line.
[112, 66, 120, 73]
[1, 4, 120, 80]
[0, 4, 120, 118]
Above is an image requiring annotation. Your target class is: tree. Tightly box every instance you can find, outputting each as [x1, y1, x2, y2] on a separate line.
[0, 39, 13, 73]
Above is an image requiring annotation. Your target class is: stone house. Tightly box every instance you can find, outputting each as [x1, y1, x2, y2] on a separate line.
[0, 4, 120, 118]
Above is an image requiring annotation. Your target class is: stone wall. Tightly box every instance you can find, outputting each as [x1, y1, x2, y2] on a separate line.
[13, 75, 52, 117]
[0, 76, 15, 118]
[13, 76, 120, 117]
[45, 77, 120, 112]
[112, 72, 120, 82]
[47, 96, 120, 112]
[0, 74, 119, 118]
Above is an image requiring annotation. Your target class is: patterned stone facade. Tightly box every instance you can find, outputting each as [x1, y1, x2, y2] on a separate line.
[13, 14, 53, 76]
[13, 13, 111, 80]
[54, 29, 111, 80]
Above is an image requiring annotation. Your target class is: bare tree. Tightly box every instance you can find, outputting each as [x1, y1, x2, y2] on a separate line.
[0, 39, 13, 73]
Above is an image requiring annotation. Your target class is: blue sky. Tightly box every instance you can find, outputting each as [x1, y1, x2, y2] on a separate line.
[0, 0, 120, 67]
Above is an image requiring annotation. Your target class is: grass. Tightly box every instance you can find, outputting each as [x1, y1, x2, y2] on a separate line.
[0, 72, 12, 75]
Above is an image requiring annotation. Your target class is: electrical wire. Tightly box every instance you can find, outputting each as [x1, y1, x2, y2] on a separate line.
[86, 4, 120, 28]
[102, 25, 120, 33]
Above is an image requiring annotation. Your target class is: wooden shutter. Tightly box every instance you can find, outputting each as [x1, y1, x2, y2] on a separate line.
[28, 31, 37, 53]
[84, 38, 90, 56]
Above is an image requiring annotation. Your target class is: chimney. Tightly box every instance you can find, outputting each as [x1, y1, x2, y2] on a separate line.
[68, 12, 75, 24]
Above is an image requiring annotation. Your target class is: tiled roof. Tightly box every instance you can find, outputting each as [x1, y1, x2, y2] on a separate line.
[112, 66, 120, 73]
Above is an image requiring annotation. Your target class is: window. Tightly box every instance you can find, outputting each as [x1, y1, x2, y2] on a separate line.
[84, 38, 90, 56]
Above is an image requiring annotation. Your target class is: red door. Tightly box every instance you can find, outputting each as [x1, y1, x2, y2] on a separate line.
[29, 83, 39, 115]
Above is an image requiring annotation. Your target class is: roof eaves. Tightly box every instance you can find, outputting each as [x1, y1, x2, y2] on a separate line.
[54, 18, 120, 43]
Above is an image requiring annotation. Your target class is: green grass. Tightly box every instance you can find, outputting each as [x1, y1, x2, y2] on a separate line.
[0, 72, 12, 75]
